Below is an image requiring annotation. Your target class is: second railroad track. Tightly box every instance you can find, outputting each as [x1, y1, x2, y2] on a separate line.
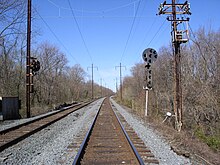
[0, 101, 92, 152]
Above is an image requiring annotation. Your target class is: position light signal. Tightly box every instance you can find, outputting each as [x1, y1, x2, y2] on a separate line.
[142, 48, 158, 89]
[147, 70, 153, 89]
[31, 58, 40, 74]
[142, 48, 158, 116]
[142, 48, 158, 64]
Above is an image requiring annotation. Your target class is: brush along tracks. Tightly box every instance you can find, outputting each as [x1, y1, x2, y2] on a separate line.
[0, 101, 92, 152]
[73, 98, 159, 164]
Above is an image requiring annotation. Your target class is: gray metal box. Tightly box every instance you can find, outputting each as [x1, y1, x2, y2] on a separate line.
[2, 97, 20, 120]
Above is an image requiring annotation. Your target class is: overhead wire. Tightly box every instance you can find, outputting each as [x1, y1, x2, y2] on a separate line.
[48, 0, 141, 14]
[134, 18, 167, 63]
[134, 17, 157, 61]
[152, 23, 170, 47]
[132, 0, 148, 30]
[146, 19, 166, 47]
[128, 0, 149, 51]
[120, 0, 142, 62]
[34, 8, 79, 64]
[104, 0, 141, 13]
[67, 0, 93, 63]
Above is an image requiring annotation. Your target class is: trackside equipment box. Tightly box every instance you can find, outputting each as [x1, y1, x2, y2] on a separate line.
[0, 97, 20, 120]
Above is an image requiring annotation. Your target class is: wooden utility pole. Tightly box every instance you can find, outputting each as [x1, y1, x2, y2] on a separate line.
[87, 64, 98, 99]
[100, 78, 103, 97]
[115, 63, 126, 101]
[26, 0, 32, 118]
[119, 63, 122, 101]
[158, 0, 191, 131]
[115, 77, 118, 92]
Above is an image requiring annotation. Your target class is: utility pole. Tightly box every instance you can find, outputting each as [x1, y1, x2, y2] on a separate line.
[26, 0, 32, 118]
[87, 64, 98, 99]
[115, 63, 126, 101]
[158, 0, 191, 131]
[104, 83, 107, 96]
[100, 78, 102, 97]
[115, 77, 118, 93]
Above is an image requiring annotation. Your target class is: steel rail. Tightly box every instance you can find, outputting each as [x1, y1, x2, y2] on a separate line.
[72, 99, 104, 165]
[110, 102, 145, 165]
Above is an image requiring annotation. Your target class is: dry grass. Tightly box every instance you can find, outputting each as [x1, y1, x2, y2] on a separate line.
[150, 120, 220, 165]
[19, 105, 53, 118]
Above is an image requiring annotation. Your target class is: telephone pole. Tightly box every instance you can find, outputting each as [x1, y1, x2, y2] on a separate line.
[87, 64, 98, 99]
[115, 63, 126, 101]
[158, 0, 191, 131]
[26, 0, 32, 118]
[100, 78, 103, 97]
[115, 77, 118, 92]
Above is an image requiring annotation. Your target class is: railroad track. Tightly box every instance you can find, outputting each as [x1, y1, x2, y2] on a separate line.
[111, 100, 159, 164]
[73, 98, 159, 164]
[0, 101, 92, 152]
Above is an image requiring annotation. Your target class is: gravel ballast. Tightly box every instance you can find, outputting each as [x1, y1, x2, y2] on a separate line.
[0, 98, 104, 165]
[110, 98, 192, 165]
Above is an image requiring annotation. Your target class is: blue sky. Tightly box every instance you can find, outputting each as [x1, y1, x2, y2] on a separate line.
[33, 0, 220, 92]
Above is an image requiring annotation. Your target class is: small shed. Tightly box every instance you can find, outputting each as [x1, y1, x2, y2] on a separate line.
[0, 97, 2, 120]
[1, 97, 20, 120]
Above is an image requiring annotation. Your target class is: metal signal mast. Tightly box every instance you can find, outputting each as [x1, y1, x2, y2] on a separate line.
[158, 0, 191, 131]
[26, 0, 41, 118]
[26, 0, 32, 118]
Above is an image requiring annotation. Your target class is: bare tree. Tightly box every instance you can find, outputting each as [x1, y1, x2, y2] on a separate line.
[67, 64, 86, 101]
[0, 0, 26, 38]
[33, 42, 68, 105]
[0, 0, 26, 97]
[181, 28, 220, 134]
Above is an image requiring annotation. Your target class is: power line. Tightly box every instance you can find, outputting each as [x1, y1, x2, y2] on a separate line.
[120, 0, 141, 62]
[134, 17, 157, 62]
[146, 19, 166, 47]
[129, 0, 148, 36]
[153, 23, 170, 44]
[104, 0, 141, 13]
[67, 0, 93, 63]
[39, 16, 156, 19]
[133, 18, 167, 63]
[34, 8, 79, 64]
[48, 0, 141, 14]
